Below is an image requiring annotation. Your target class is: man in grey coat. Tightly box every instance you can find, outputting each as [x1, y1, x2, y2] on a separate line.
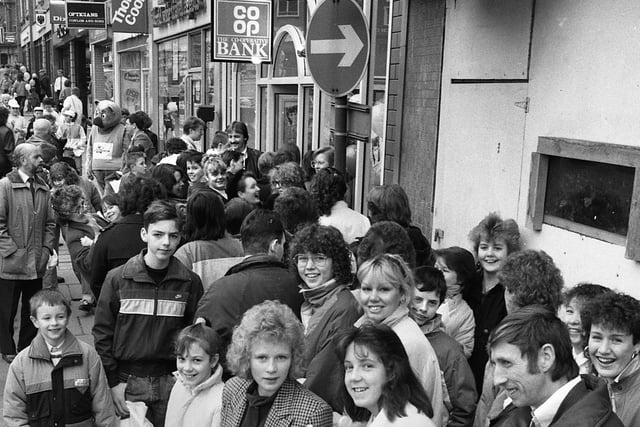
[0, 143, 56, 363]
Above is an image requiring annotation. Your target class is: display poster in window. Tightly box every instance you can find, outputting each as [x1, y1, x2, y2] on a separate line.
[212, 0, 272, 63]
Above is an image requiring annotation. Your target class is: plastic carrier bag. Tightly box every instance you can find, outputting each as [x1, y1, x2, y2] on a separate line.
[116, 401, 153, 427]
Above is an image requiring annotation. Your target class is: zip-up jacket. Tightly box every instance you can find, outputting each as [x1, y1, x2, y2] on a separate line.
[3, 331, 116, 427]
[0, 170, 56, 280]
[92, 251, 204, 387]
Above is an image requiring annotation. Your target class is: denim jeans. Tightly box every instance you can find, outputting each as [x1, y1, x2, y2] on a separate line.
[124, 373, 175, 427]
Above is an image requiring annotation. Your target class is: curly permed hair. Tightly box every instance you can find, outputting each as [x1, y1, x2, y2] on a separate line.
[468, 212, 521, 255]
[498, 250, 564, 312]
[581, 292, 640, 343]
[310, 167, 347, 216]
[51, 185, 84, 223]
[226, 300, 305, 380]
[288, 224, 353, 286]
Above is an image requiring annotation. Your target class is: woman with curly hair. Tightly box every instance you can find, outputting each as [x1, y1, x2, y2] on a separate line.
[337, 323, 435, 426]
[173, 191, 243, 290]
[466, 212, 520, 388]
[311, 167, 369, 244]
[583, 292, 640, 426]
[202, 156, 229, 203]
[221, 300, 333, 426]
[288, 224, 362, 412]
[49, 161, 101, 213]
[355, 253, 445, 425]
[51, 185, 101, 311]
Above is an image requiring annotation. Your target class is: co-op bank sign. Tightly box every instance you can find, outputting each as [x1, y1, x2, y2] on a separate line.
[213, 0, 272, 63]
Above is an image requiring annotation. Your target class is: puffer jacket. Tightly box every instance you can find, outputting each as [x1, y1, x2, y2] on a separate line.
[92, 251, 204, 387]
[2, 331, 116, 427]
[0, 170, 56, 280]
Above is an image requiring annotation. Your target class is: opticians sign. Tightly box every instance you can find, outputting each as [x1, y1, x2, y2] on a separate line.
[66, 1, 107, 29]
[212, 0, 272, 63]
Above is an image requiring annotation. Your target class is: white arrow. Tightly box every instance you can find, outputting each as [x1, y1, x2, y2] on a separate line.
[310, 24, 364, 67]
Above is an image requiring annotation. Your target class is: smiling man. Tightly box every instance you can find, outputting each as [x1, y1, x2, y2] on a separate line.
[488, 306, 623, 427]
[93, 200, 203, 427]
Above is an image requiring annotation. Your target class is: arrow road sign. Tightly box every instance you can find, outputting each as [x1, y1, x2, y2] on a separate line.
[306, 0, 370, 97]
[309, 24, 364, 68]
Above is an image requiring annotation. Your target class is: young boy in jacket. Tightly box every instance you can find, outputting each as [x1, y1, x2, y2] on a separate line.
[93, 200, 204, 427]
[410, 266, 478, 427]
[3, 289, 116, 426]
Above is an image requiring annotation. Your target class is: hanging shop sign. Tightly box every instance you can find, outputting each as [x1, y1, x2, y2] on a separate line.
[112, 0, 149, 34]
[50, 1, 66, 25]
[212, 0, 272, 63]
[66, 1, 107, 29]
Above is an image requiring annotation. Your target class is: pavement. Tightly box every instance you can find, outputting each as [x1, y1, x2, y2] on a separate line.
[0, 240, 94, 425]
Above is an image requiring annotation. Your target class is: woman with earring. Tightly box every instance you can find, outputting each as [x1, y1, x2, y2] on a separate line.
[583, 292, 640, 426]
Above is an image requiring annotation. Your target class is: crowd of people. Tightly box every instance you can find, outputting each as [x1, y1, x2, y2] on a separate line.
[0, 90, 638, 427]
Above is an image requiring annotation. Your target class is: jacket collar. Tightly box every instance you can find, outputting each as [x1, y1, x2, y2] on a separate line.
[225, 254, 286, 276]
[264, 378, 297, 425]
[121, 250, 192, 284]
[419, 313, 445, 336]
[173, 364, 223, 395]
[28, 330, 83, 369]
[6, 169, 48, 190]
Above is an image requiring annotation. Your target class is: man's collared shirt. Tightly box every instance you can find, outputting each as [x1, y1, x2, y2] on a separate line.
[17, 169, 31, 185]
[531, 375, 581, 427]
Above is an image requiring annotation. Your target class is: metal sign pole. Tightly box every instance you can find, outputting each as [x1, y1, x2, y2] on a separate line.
[334, 95, 347, 173]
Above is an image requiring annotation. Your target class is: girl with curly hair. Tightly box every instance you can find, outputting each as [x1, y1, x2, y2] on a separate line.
[288, 224, 362, 412]
[51, 185, 101, 311]
[466, 212, 520, 387]
[221, 300, 333, 426]
[311, 167, 369, 244]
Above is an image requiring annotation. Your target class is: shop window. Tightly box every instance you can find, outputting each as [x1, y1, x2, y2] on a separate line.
[119, 52, 141, 113]
[238, 63, 257, 145]
[277, 0, 298, 17]
[158, 36, 189, 140]
[528, 137, 640, 260]
[273, 34, 297, 77]
[189, 33, 202, 68]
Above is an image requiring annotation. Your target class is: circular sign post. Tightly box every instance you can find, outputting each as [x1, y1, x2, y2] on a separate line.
[306, 0, 370, 97]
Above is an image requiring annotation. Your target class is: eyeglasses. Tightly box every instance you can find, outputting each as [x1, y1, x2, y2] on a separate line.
[294, 254, 329, 267]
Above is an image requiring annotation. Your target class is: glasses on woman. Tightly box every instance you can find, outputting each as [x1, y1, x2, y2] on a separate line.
[294, 254, 329, 267]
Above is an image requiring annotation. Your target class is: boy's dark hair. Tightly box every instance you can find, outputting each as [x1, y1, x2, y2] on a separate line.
[143, 200, 182, 230]
[30, 289, 72, 318]
[125, 151, 146, 169]
[183, 116, 205, 134]
[357, 221, 416, 268]
[240, 209, 284, 255]
[272, 187, 318, 234]
[581, 292, 640, 344]
[489, 305, 578, 382]
[128, 111, 149, 130]
[222, 149, 242, 166]
[414, 266, 447, 304]
[178, 150, 204, 168]
[175, 323, 221, 360]
[166, 137, 188, 155]
[184, 191, 226, 242]
[101, 192, 120, 208]
[42, 97, 56, 107]
[120, 177, 166, 216]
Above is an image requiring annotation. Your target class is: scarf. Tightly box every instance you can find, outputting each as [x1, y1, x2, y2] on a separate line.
[299, 279, 344, 334]
[240, 382, 277, 427]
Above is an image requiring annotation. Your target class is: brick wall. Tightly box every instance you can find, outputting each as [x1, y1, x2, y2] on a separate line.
[384, 0, 444, 237]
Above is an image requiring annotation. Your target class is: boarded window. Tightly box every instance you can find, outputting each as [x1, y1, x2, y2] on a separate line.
[544, 157, 633, 236]
[528, 137, 640, 260]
